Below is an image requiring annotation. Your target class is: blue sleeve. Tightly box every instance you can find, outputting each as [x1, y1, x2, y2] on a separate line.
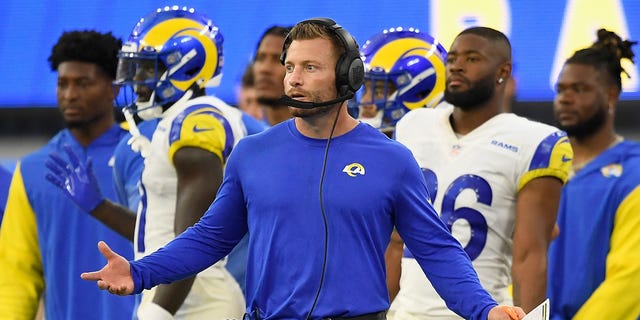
[393, 153, 497, 320]
[112, 134, 136, 209]
[112, 120, 158, 211]
[241, 112, 269, 135]
[130, 143, 248, 292]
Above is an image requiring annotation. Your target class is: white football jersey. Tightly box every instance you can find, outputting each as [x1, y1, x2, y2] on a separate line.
[391, 106, 571, 318]
[134, 95, 248, 277]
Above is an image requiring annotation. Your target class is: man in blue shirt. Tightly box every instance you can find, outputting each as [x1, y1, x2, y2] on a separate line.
[0, 30, 135, 319]
[548, 28, 640, 319]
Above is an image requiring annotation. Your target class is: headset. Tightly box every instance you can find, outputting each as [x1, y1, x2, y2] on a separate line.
[278, 18, 364, 107]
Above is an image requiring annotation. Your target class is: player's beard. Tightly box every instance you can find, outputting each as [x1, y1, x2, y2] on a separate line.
[556, 103, 607, 139]
[65, 112, 106, 129]
[289, 104, 336, 118]
[287, 90, 339, 118]
[444, 73, 495, 111]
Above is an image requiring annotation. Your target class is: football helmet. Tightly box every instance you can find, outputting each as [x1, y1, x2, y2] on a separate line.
[115, 6, 223, 120]
[354, 27, 447, 130]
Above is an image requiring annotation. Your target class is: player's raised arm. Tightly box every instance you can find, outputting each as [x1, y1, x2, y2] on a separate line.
[81, 241, 134, 296]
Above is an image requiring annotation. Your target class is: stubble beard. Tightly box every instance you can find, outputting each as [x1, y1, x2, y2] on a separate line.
[289, 104, 336, 118]
[557, 103, 607, 139]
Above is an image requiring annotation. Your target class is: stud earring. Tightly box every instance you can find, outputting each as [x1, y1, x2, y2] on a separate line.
[497, 78, 504, 84]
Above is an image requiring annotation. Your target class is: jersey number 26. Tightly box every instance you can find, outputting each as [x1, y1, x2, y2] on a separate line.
[422, 168, 492, 260]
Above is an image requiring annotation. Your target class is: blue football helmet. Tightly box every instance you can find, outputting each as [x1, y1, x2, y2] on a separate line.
[354, 28, 447, 130]
[114, 6, 223, 119]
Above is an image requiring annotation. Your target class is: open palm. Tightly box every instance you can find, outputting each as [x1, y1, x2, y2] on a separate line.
[81, 241, 134, 295]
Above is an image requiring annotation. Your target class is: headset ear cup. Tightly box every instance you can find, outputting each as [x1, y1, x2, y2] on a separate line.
[348, 58, 364, 92]
[335, 54, 348, 96]
[331, 27, 363, 96]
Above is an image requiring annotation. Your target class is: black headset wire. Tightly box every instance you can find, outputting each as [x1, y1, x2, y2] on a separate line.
[305, 103, 343, 320]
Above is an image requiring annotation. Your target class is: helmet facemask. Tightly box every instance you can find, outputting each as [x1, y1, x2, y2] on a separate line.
[115, 47, 170, 119]
[354, 68, 401, 130]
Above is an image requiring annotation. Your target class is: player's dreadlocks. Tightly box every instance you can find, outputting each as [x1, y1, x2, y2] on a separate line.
[48, 30, 122, 79]
[566, 28, 637, 92]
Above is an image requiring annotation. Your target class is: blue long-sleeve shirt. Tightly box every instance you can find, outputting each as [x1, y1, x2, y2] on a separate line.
[130, 120, 497, 319]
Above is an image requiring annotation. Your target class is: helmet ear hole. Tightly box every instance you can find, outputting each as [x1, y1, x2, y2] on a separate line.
[185, 67, 199, 77]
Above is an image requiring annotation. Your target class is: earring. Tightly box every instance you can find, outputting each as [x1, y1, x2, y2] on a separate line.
[497, 78, 504, 84]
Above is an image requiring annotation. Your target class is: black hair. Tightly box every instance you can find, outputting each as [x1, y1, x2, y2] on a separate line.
[48, 30, 122, 79]
[566, 28, 637, 92]
[458, 26, 512, 60]
[241, 63, 254, 88]
[254, 25, 292, 59]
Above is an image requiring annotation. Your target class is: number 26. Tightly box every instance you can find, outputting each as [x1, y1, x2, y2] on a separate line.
[422, 168, 491, 261]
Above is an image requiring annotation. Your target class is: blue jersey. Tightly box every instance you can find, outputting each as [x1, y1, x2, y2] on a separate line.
[0, 125, 135, 319]
[548, 141, 640, 319]
[129, 120, 497, 320]
[0, 165, 11, 222]
[112, 119, 159, 211]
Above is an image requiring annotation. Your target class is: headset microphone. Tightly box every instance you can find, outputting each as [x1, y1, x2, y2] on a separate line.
[277, 92, 354, 109]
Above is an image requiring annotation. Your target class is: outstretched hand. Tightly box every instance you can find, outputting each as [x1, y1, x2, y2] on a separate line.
[45, 144, 104, 213]
[81, 241, 134, 296]
[488, 305, 526, 320]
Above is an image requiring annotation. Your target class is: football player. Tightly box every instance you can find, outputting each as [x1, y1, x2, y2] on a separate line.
[45, 7, 251, 319]
[388, 26, 573, 318]
[353, 27, 448, 137]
